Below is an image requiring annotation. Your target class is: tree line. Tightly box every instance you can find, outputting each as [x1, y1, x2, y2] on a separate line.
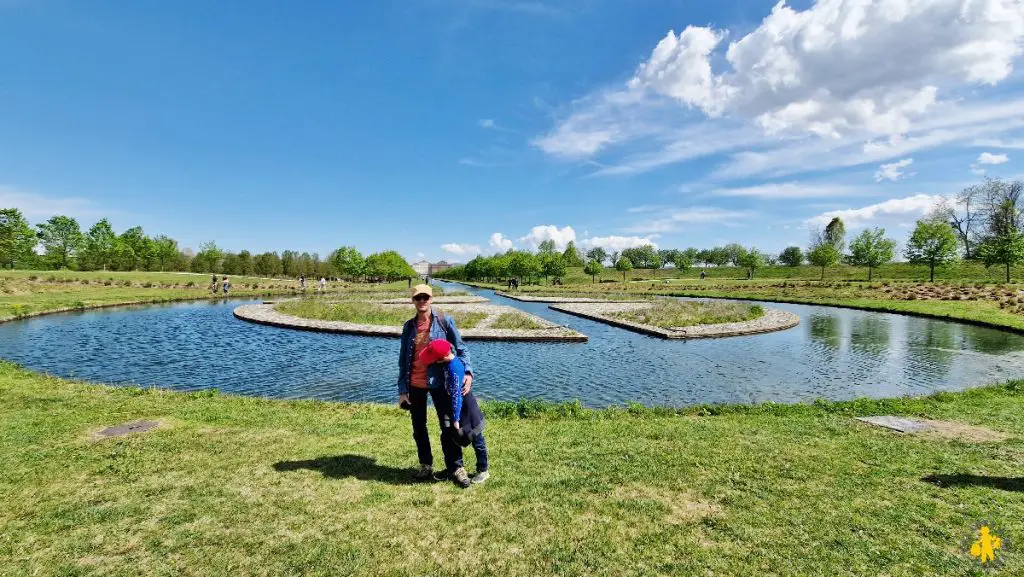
[440, 178, 1024, 284]
[0, 211, 416, 281]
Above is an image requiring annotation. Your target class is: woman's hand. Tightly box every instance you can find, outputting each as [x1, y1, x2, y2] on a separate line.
[462, 374, 473, 395]
[398, 393, 410, 408]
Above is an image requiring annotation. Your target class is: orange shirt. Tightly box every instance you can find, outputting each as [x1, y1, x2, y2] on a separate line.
[410, 316, 431, 388]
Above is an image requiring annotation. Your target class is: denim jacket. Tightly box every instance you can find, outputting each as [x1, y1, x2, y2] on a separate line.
[397, 311, 473, 395]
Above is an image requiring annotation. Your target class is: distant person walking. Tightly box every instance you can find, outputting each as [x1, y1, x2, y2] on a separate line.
[319, 277, 327, 293]
[299, 275, 306, 291]
[222, 276, 231, 295]
[211, 274, 219, 294]
[699, 270, 706, 280]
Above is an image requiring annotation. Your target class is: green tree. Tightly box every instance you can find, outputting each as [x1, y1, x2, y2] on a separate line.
[542, 253, 567, 282]
[110, 238, 136, 271]
[192, 241, 223, 273]
[709, 246, 730, 267]
[0, 208, 37, 269]
[254, 252, 283, 276]
[723, 243, 747, 266]
[807, 243, 840, 280]
[583, 259, 603, 283]
[151, 235, 179, 271]
[586, 246, 608, 265]
[976, 179, 1024, 282]
[118, 226, 150, 270]
[670, 250, 693, 272]
[36, 215, 82, 269]
[221, 252, 242, 275]
[281, 250, 299, 277]
[824, 217, 847, 252]
[330, 246, 365, 280]
[237, 250, 254, 276]
[848, 228, 896, 280]
[779, 246, 803, 267]
[364, 250, 415, 282]
[562, 241, 584, 267]
[537, 239, 557, 256]
[737, 248, 765, 279]
[615, 256, 633, 282]
[905, 216, 959, 282]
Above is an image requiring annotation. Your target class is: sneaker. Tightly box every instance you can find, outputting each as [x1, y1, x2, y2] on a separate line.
[451, 467, 471, 489]
[471, 470, 490, 485]
[413, 464, 433, 481]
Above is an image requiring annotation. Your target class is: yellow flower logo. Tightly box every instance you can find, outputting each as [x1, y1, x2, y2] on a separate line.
[970, 526, 1003, 565]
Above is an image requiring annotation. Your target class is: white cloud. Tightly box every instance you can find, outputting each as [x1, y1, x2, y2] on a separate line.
[710, 182, 862, 198]
[488, 232, 514, 252]
[440, 243, 482, 256]
[874, 158, 915, 182]
[478, 118, 495, 129]
[518, 225, 577, 250]
[978, 152, 1010, 164]
[628, 1, 1023, 138]
[626, 206, 750, 234]
[0, 187, 117, 222]
[535, 0, 1024, 179]
[416, 252, 426, 259]
[805, 194, 946, 229]
[973, 137, 1024, 149]
[580, 235, 659, 251]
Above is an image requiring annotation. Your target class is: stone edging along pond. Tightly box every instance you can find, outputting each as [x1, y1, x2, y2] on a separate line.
[233, 303, 588, 342]
[549, 302, 800, 339]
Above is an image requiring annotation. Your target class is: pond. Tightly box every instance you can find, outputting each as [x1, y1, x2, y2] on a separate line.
[2, 282, 1024, 407]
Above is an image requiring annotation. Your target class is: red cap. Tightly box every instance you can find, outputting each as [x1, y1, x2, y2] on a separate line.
[418, 339, 452, 365]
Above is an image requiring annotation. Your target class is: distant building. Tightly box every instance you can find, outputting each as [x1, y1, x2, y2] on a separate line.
[411, 260, 431, 276]
[429, 260, 453, 275]
[411, 259, 455, 279]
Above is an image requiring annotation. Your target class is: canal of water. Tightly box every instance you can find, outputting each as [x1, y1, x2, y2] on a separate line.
[2, 282, 1023, 407]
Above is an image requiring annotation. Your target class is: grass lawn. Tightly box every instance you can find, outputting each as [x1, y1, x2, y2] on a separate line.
[489, 312, 542, 330]
[275, 299, 489, 329]
[0, 271, 424, 321]
[610, 300, 763, 328]
[2, 364, 1024, 575]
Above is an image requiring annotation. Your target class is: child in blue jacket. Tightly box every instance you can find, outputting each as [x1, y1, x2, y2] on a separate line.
[419, 339, 489, 484]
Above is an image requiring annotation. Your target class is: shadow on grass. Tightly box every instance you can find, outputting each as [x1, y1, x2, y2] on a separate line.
[273, 454, 417, 485]
[922, 473, 1024, 492]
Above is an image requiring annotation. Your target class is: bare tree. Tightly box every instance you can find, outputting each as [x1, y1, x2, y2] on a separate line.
[948, 184, 984, 259]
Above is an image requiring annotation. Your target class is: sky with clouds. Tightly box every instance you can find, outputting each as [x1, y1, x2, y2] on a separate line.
[1, 0, 1023, 262]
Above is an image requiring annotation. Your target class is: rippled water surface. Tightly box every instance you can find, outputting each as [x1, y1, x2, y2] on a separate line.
[4, 282, 1024, 407]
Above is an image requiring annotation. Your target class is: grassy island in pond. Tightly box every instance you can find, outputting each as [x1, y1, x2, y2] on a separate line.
[610, 299, 764, 328]
[274, 299, 489, 329]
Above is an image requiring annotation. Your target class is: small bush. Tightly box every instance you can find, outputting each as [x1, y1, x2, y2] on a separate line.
[142, 282, 153, 288]
[103, 280, 112, 286]
[186, 281, 195, 288]
[27, 275, 38, 281]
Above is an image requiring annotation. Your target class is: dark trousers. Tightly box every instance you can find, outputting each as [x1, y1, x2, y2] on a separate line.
[470, 433, 488, 472]
[409, 387, 463, 471]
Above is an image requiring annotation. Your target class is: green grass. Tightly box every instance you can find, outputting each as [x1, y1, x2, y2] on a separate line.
[0, 270, 303, 320]
[275, 300, 489, 329]
[3, 363, 1024, 575]
[610, 300, 763, 328]
[489, 312, 542, 330]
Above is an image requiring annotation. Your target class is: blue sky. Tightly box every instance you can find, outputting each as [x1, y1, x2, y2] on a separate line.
[2, 0, 1023, 263]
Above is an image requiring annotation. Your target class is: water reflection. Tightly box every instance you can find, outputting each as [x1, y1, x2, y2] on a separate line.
[0, 286, 1022, 408]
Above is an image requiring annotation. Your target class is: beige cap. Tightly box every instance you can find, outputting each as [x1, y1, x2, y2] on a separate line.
[411, 284, 433, 298]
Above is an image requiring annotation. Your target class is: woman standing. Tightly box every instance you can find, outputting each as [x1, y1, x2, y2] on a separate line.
[397, 284, 475, 488]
